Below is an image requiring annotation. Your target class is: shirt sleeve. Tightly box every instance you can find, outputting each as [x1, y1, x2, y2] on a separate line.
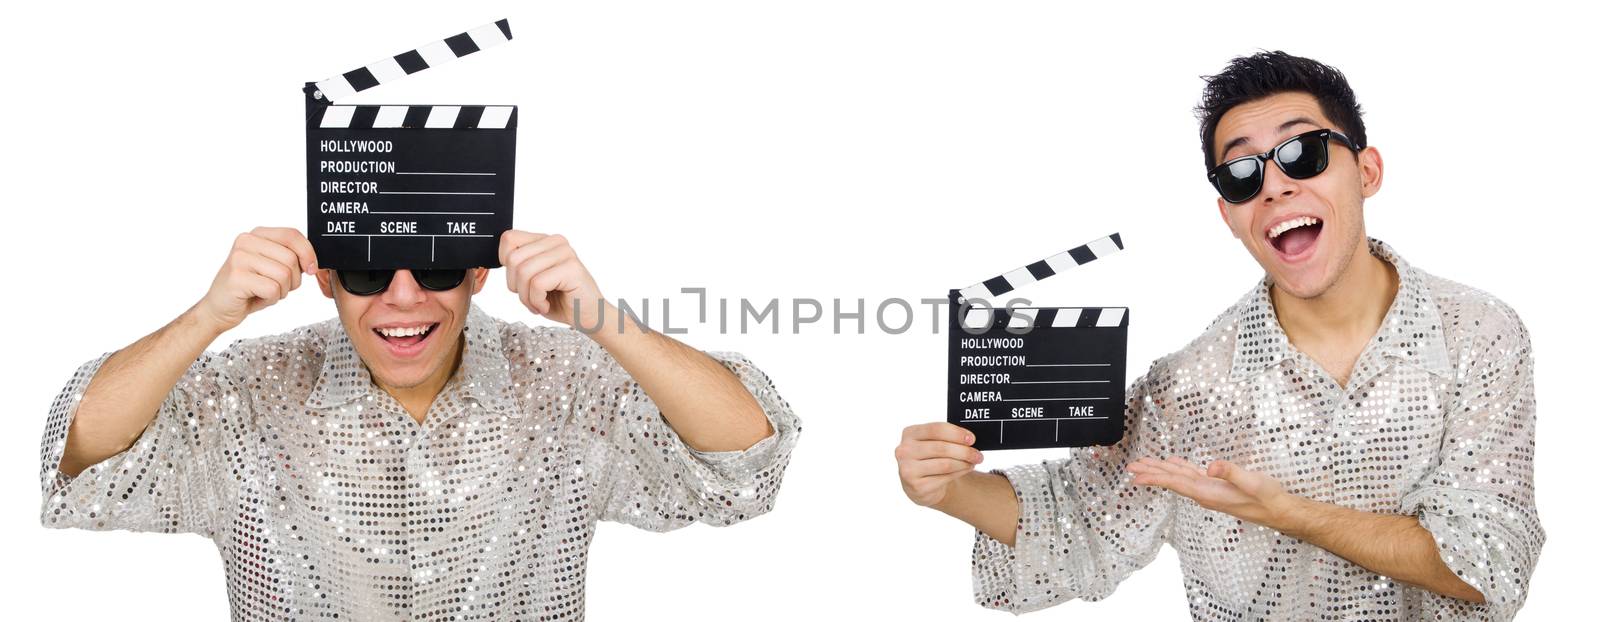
[1399, 304, 1543, 620]
[39, 348, 246, 537]
[971, 363, 1178, 613]
[515, 325, 801, 532]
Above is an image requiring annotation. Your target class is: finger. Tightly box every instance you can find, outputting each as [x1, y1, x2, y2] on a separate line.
[905, 458, 977, 478]
[504, 235, 572, 291]
[250, 227, 318, 274]
[505, 243, 575, 295]
[918, 467, 976, 490]
[1131, 472, 1194, 497]
[1168, 456, 1208, 478]
[1208, 459, 1245, 484]
[238, 272, 285, 305]
[897, 440, 983, 465]
[901, 422, 975, 445]
[1126, 459, 1159, 474]
[497, 230, 546, 266]
[1145, 454, 1203, 479]
[240, 253, 295, 296]
[519, 267, 551, 315]
[528, 260, 582, 298]
[523, 260, 587, 316]
[236, 235, 302, 291]
[506, 234, 571, 273]
[1140, 457, 1193, 478]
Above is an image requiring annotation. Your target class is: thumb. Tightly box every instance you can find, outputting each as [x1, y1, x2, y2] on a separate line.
[1208, 459, 1244, 483]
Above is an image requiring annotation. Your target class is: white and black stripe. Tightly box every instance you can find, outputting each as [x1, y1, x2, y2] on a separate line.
[311, 19, 512, 104]
[312, 104, 516, 129]
[957, 233, 1124, 302]
[961, 306, 1129, 330]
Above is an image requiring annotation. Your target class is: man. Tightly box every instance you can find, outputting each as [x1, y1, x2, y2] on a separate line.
[40, 227, 800, 620]
[895, 51, 1541, 620]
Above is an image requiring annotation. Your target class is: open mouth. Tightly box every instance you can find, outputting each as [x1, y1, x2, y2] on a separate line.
[1267, 216, 1323, 261]
[372, 322, 440, 356]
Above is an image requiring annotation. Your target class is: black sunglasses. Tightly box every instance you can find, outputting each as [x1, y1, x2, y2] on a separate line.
[1208, 128, 1361, 204]
[336, 269, 467, 296]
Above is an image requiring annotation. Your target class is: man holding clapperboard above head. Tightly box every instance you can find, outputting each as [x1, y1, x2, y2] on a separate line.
[38, 19, 799, 620]
[896, 51, 1543, 620]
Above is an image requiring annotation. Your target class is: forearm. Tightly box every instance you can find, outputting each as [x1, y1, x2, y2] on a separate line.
[935, 471, 1021, 546]
[58, 303, 225, 477]
[586, 301, 771, 452]
[1273, 495, 1484, 603]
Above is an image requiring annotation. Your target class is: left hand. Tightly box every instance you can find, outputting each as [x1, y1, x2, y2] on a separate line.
[498, 231, 607, 328]
[1127, 456, 1297, 528]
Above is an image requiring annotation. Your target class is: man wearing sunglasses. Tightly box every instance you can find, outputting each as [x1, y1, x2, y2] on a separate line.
[896, 51, 1541, 619]
[39, 227, 800, 620]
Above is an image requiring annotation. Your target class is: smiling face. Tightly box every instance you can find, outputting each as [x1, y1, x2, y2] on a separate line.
[315, 268, 490, 393]
[1212, 91, 1383, 300]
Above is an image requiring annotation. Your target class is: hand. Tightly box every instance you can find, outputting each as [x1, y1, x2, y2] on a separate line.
[194, 227, 317, 333]
[1127, 456, 1296, 528]
[896, 422, 984, 508]
[498, 231, 605, 328]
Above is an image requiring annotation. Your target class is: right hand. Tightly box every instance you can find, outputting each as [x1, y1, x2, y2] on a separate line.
[194, 227, 318, 332]
[896, 422, 984, 508]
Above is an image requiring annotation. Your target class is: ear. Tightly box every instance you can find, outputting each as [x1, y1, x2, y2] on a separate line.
[314, 269, 335, 299]
[1357, 145, 1384, 198]
[468, 267, 489, 295]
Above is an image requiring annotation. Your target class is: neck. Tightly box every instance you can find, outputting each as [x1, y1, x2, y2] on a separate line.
[376, 335, 464, 424]
[1270, 243, 1398, 350]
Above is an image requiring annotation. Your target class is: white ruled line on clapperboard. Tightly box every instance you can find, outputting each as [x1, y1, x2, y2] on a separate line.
[948, 233, 1129, 449]
[306, 19, 516, 265]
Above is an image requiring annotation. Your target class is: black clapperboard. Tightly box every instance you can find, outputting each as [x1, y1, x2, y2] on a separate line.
[304, 19, 517, 270]
[947, 233, 1129, 450]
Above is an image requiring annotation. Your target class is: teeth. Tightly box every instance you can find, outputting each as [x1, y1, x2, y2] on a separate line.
[377, 324, 432, 338]
[1268, 216, 1320, 239]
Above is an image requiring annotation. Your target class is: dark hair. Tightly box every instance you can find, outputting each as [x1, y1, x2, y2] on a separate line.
[1196, 51, 1366, 171]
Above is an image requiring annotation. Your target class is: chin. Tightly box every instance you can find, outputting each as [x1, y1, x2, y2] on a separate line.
[1253, 209, 1345, 299]
[355, 330, 451, 389]
[370, 365, 438, 390]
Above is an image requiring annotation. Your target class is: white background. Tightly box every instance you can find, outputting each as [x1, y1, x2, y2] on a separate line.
[2, 1, 1594, 619]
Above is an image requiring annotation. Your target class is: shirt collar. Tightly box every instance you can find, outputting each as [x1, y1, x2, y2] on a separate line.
[304, 302, 518, 413]
[1228, 237, 1452, 382]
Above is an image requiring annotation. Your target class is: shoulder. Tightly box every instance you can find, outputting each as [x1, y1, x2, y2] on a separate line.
[1419, 266, 1532, 359]
[492, 316, 609, 371]
[208, 317, 338, 393]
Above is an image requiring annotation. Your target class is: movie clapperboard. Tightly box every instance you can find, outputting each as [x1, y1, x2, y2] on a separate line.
[947, 233, 1130, 450]
[304, 19, 517, 270]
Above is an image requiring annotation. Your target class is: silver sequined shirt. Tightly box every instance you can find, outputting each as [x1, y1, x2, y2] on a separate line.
[973, 238, 1542, 620]
[40, 303, 801, 621]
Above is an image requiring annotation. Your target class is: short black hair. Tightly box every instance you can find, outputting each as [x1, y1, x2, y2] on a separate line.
[1196, 50, 1366, 171]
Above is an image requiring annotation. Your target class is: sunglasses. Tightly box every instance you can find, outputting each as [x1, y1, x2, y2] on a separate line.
[1208, 128, 1361, 204]
[336, 269, 467, 296]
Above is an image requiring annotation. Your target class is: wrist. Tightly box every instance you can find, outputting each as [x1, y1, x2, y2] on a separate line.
[582, 300, 636, 347]
[182, 302, 234, 341]
[930, 472, 970, 514]
[1266, 493, 1317, 539]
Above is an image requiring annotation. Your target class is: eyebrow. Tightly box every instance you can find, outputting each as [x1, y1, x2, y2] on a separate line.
[1218, 117, 1319, 161]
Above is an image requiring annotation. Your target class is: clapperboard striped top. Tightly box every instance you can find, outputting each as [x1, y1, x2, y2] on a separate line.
[308, 19, 516, 129]
[955, 233, 1127, 330]
[957, 233, 1125, 301]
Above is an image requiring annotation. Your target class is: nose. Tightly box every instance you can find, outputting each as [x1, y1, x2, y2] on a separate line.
[1260, 158, 1298, 204]
[379, 269, 427, 307]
